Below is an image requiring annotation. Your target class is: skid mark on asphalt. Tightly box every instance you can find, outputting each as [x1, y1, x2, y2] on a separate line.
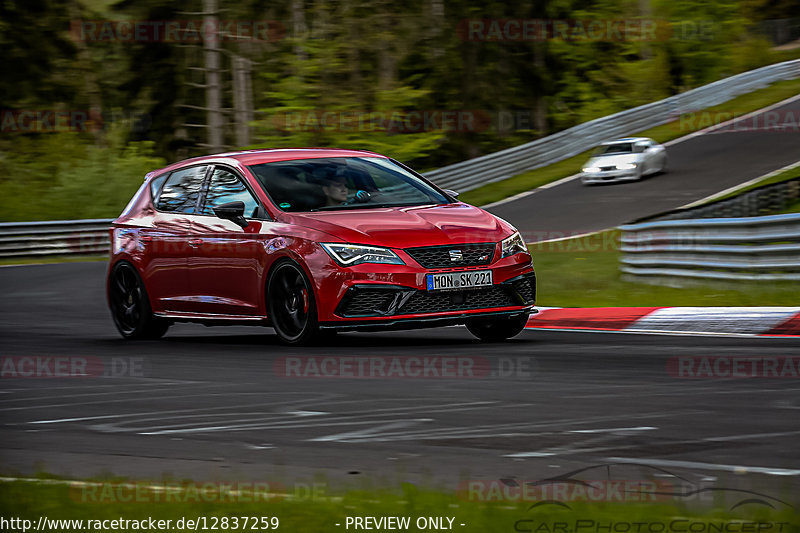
[2, 391, 284, 412]
[310, 420, 435, 442]
[0, 379, 204, 393]
[563, 385, 800, 399]
[129, 400, 503, 435]
[10, 376, 767, 450]
[24, 392, 336, 425]
[506, 428, 800, 460]
[506, 426, 658, 458]
[8, 374, 797, 466]
[317, 410, 705, 443]
[604, 457, 800, 477]
[0, 384, 230, 404]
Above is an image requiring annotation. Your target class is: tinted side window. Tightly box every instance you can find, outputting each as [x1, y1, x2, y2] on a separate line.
[201, 167, 260, 218]
[149, 173, 169, 200]
[155, 166, 208, 213]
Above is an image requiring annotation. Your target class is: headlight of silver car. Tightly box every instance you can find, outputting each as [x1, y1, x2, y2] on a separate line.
[321, 243, 405, 266]
[501, 232, 528, 258]
[616, 163, 637, 170]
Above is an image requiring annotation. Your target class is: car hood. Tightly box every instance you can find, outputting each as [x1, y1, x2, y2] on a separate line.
[284, 203, 513, 248]
[586, 153, 642, 167]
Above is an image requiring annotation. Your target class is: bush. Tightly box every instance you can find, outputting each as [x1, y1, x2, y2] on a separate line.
[0, 132, 165, 222]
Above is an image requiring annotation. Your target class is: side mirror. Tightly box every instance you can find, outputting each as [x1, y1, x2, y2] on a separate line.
[214, 201, 248, 228]
[444, 189, 460, 199]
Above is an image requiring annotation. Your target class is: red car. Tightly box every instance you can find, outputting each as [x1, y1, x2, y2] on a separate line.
[107, 148, 536, 345]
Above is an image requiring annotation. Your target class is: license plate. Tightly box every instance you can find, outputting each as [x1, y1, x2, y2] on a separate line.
[426, 270, 493, 291]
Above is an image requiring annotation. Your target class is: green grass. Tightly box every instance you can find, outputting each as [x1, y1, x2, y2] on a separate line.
[461, 78, 800, 207]
[1, 478, 797, 533]
[777, 198, 800, 214]
[530, 231, 800, 307]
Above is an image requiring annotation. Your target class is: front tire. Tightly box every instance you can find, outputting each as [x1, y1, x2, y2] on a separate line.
[267, 260, 321, 346]
[466, 315, 528, 342]
[108, 262, 170, 340]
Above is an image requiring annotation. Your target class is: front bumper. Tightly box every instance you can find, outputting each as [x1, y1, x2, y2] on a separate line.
[335, 271, 535, 318]
[581, 170, 639, 184]
[312, 250, 536, 325]
[320, 308, 535, 332]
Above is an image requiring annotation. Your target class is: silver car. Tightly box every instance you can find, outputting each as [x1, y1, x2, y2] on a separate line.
[580, 137, 667, 185]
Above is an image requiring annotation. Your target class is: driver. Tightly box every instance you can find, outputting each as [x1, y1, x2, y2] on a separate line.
[313, 167, 349, 206]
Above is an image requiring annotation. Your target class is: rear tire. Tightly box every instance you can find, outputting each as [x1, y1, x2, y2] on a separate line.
[466, 315, 528, 342]
[267, 260, 321, 346]
[108, 262, 170, 340]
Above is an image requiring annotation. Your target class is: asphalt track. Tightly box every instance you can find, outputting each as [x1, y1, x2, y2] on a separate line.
[2, 96, 800, 502]
[489, 95, 800, 239]
[1, 262, 799, 501]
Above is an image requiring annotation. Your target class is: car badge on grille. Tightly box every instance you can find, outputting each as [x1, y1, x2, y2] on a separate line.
[449, 249, 463, 262]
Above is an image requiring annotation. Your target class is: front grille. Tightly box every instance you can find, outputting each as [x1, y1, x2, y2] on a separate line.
[399, 286, 513, 315]
[337, 289, 397, 316]
[336, 273, 535, 318]
[510, 273, 536, 305]
[405, 243, 495, 268]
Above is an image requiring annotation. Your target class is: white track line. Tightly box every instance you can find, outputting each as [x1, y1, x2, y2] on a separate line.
[629, 306, 800, 336]
[568, 426, 657, 434]
[604, 457, 800, 477]
[525, 326, 776, 338]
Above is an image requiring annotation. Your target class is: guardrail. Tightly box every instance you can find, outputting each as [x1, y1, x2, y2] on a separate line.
[619, 213, 800, 282]
[0, 219, 112, 259]
[425, 59, 800, 192]
[2, 60, 800, 260]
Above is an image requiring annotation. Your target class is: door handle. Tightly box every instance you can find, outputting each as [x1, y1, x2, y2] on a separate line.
[188, 238, 204, 247]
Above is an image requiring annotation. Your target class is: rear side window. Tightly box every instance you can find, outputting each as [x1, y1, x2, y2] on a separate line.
[149, 173, 169, 199]
[201, 167, 260, 218]
[155, 166, 208, 214]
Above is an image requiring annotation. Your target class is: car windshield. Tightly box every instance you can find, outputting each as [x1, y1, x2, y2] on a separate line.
[594, 143, 634, 155]
[247, 157, 451, 212]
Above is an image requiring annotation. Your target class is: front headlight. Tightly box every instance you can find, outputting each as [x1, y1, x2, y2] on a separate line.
[501, 232, 528, 258]
[616, 163, 637, 170]
[321, 243, 405, 266]
[582, 166, 600, 173]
